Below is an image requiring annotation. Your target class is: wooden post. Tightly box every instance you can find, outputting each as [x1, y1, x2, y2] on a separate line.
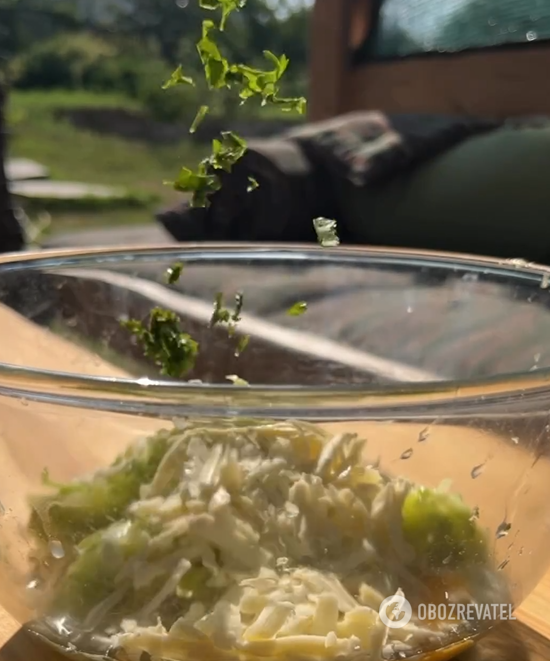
[308, 0, 350, 121]
[0, 85, 24, 253]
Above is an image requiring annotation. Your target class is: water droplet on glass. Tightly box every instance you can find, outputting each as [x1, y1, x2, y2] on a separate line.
[511, 436, 519, 445]
[519, 546, 524, 556]
[496, 521, 512, 539]
[26, 579, 39, 590]
[176, 0, 189, 7]
[541, 273, 550, 289]
[400, 448, 414, 460]
[526, 30, 537, 41]
[498, 558, 510, 571]
[471, 463, 485, 479]
[470, 506, 480, 521]
[20, 398, 28, 407]
[0, 501, 5, 516]
[418, 428, 430, 443]
[488, 17, 497, 26]
[49, 540, 65, 559]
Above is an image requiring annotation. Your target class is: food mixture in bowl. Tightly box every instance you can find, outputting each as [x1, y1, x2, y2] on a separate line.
[27, 418, 509, 661]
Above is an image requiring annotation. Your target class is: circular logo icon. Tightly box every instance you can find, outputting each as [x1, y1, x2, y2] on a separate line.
[379, 594, 413, 629]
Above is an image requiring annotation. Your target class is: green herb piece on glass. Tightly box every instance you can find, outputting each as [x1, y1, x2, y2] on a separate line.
[235, 334, 250, 357]
[122, 308, 199, 378]
[287, 302, 308, 316]
[165, 262, 184, 285]
[226, 374, 249, 386]
[313, 217, 340, 247]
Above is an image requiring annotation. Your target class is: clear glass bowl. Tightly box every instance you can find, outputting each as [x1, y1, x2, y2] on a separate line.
[0, 244, 549, 661]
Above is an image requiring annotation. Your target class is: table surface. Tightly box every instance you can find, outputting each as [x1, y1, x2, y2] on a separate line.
[0, 279, 548, 661]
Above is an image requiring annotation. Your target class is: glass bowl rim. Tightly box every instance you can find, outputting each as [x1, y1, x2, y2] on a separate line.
[1, 243, 550, 417]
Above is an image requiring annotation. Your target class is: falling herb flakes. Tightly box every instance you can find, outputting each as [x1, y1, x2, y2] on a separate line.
[226, 374, 250, 386]
[162, 65, 195, 90]
[165, 262, 185, 285]
[123, 0, 333, 382]
[210, 292, 244, 334]
[287, 302, 308, 317]
[122, 308, 199, 379]
[313, 217, 340, 248]
[235, 334, 250, 357]
[190, 105, 210, 134]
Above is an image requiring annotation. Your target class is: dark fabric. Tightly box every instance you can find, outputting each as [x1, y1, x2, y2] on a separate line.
[157, 110, 501, 244]
[158, 137, 338, 243]
[283, 111, 499, 186]
[0, 85, 25, 254]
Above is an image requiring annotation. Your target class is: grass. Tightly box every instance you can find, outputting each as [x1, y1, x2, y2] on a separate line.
[6, 90, 208, 236]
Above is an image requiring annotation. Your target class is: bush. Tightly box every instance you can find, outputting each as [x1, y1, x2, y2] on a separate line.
[12, 32, 116, 90]
[92, 53, 201, 123]
[138, 66, 202, 124]
[12, 32, 201, 124]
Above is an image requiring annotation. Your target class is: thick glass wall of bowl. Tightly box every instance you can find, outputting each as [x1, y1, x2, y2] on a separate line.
[0, 395, 548, 658]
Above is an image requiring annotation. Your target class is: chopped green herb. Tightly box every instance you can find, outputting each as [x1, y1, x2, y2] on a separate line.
[210, 131, 247, 171]
[313, 217, 340, 248]
[31, 432, 170, 546]
[165, 263, 185, 285]
[273, 95, 307, 114]
[173, 165, 221, 208]
[125, 0, 320, 381]
[232, 292, 244, 323]
[210, 292, 231, 327]
[122, 308, 199, 378]
[287, 301, 308, 316]
[190, 105, 210, 134]
[162, 65, 195, 90]
[402, 487, 488, 569]
[50, 521, 150, 618]
[210, 292, 244, 336]
[199, 0, 247, 30]
[226, 374, 249, 386]
[197, 19, 230, 89]
[235, 334, 250, 357]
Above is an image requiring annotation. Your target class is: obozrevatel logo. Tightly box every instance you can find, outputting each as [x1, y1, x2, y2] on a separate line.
[379, 594, 413, 629]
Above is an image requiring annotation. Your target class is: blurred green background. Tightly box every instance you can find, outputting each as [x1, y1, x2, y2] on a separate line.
[0, 0, 310, 242]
